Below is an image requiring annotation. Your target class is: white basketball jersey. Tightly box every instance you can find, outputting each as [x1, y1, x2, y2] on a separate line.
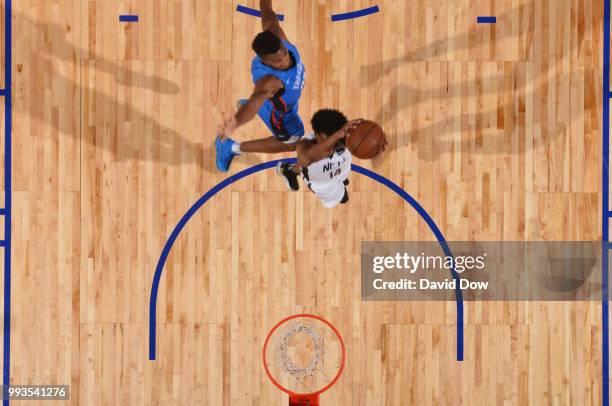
[302, 132, 352, 185]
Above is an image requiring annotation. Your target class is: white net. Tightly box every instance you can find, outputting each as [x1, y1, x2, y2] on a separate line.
[277, 321, 325, 385]
[264, 315, 344, 395]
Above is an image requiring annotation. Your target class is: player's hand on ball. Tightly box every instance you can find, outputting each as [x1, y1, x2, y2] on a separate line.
[341, 119, 363, 139]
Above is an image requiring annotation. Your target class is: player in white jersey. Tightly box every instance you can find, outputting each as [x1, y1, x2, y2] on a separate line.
[296, 109, 361, 208]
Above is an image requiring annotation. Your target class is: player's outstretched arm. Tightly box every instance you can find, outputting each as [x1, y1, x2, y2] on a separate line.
[260, 0, 288, 42]
[297, 120, 361, 167]
[218, 75, 284, 138]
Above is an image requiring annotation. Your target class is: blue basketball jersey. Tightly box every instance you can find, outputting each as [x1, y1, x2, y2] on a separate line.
[250, 41, 305, 137]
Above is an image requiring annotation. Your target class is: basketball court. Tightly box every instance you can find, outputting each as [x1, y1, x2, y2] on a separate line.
[0, 0, 609, 404]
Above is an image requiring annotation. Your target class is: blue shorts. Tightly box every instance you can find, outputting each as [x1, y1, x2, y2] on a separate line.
[240, 99, 305, 143]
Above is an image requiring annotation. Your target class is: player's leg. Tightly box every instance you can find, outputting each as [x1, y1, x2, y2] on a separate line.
[275, 160, 299, 191]
[340, 187, 349, 204]
[239, 136, 297, 153]
[215, 135, 297, 173]
[273, 112, 304, 190]
[340, 176, 349, 203]
[215, 103, 303, 188]
[216, 101, 285, 171]
[229, 107, 303, 190]
[230, 135, 302, 190]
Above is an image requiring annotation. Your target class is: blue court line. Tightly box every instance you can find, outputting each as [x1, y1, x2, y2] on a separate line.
[119, 15, 138, 22]
[351, 165, 464, 360]
[148, 159, 464, 361]
[0, 209, 5, 216]
[0, 90, 5, 97]
[331, 5, 380, 22]
[476, 16, 496, 24]
[603, 0, 610, 403]
[2, 0, 11, 404]
[236, 5, 284, 21]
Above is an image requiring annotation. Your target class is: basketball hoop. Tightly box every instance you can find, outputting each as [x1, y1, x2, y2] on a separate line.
[263, 314, 346, 406]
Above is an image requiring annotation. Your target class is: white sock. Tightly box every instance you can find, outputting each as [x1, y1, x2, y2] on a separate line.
[231, 142, 241, 155]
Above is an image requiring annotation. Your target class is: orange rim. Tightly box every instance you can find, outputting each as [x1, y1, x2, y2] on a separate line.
[262, 313, 346, 398]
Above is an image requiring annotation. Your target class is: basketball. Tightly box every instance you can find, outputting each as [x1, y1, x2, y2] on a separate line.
[346, 120, 386, 159]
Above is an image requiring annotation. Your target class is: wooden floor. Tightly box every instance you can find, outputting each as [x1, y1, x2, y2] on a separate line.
[1, 0, 606, 404]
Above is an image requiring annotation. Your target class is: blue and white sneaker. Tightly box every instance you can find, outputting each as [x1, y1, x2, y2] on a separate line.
[215, 136, 238, 172]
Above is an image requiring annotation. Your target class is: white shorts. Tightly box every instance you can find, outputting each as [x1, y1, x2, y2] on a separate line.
[307, 180, 347, 208]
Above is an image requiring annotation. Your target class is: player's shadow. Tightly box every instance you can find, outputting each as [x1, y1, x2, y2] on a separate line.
[355, 3, 582, 163]
[371, 62, 562, 163]
[359, 3, 532, 87]
[17, 15, 182, 94]
[16, 12, 263, 173]
[372, 60, 575, 162]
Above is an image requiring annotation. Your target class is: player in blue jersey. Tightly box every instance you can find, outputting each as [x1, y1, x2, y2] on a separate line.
[215, 0, 305, 191]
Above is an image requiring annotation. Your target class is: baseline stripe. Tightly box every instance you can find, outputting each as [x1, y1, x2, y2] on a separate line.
[476, 16, 496, 23]
[3, 0, 12, 405]
[602, 0, 611, 403]
[119, 15, 139, 22]
[331, 6, 380, 22]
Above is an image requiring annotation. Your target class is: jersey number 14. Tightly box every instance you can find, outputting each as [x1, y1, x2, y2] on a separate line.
[329, 168, 342, 179]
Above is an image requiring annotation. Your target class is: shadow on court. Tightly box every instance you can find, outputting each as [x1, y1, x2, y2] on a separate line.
[357, 3, 588, 163]
[14, 12, 263, 174]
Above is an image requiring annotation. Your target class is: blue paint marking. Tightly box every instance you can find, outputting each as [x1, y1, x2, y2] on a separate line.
[331, 5, 380, 22]
[119, 15, 139, 22]
[149, 159, 464, 361]
[605, 247, 610, 406]
[351, 166, 464, 360]
[604, 0, 611, 404]
[2, 0, 11, 404]
[476, 16, 496, 24]
[236, 5, 284, 21]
